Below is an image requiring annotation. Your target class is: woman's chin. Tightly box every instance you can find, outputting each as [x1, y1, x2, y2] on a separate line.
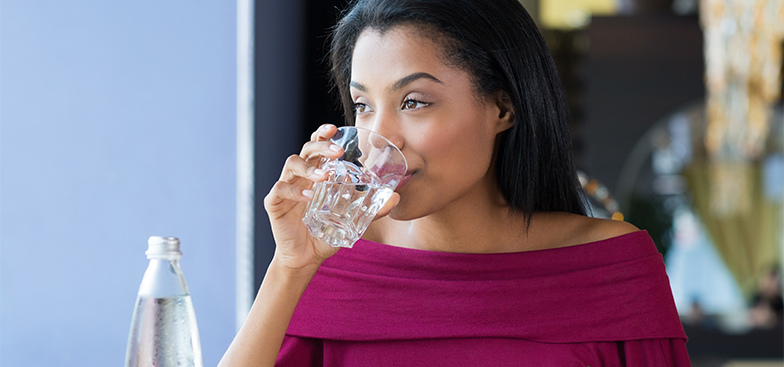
[388, 201, 427, 222]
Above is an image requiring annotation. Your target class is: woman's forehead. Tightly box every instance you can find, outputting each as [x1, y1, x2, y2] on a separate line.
[350, 26, 457, 85]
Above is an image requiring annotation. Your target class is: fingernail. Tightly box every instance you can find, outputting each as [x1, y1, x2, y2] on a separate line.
[302, 190, 314, 198]
[330, 144, 343, 152]
[313, 168, 326, 176]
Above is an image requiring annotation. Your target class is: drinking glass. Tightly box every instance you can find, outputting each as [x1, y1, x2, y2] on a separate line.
[302, 126, 407, 248]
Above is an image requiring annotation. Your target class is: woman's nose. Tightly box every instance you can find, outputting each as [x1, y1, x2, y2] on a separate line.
[367, 117, 404, 150]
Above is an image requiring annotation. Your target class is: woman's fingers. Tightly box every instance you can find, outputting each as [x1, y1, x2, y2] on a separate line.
[264, 180, 311, 210]
[279, 154, 329, 183]
[267, 125, 344, 214]
[311, 124, 338, 142]
[305, 124, 343, 161]
[299, 140, 344, 163]
[260, 124, 349, 273]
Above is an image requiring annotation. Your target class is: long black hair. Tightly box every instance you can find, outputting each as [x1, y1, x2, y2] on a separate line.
[329, 0, 587, 218]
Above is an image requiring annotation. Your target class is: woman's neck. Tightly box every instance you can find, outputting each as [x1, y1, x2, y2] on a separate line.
[370, 179, 529, 253]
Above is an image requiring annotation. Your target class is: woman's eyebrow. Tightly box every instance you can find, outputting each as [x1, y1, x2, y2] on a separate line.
[349, 72, 443, 93]
[390, 72, 442, 91]
[349, 81, 367, 92]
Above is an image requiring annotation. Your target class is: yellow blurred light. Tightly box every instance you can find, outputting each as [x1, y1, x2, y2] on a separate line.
[540, 0, 618, 29]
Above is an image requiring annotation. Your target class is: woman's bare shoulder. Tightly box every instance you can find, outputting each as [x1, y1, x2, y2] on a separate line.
[533, 212, 640, 249]
[570, 214, 640, 245]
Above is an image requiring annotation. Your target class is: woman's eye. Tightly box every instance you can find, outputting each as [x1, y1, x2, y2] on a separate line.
[353, 102, 368, 113]
[402, 99, 429, 110]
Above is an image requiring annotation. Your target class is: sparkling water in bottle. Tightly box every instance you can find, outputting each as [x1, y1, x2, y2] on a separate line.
[124, 236, 203, 367]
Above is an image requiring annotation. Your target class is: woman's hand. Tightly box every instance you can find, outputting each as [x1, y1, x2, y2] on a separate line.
[264, 123, 401, 272]
[220, 125, 345, 367]
[221, 124, 401, 367]
[263, 124, 346, 271]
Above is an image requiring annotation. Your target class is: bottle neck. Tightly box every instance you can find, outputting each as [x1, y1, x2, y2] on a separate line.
[138, 257, 190, 298]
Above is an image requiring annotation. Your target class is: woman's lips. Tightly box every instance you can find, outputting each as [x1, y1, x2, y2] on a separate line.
[396, 171, 415, 190]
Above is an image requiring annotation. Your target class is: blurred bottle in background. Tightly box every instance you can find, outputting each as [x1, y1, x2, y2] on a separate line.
[125, 236, 203, 367]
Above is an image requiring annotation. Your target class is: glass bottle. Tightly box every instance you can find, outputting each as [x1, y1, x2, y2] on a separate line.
[124, 236, 203, 367]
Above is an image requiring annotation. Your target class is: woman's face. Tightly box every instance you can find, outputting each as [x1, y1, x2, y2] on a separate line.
[350, 25, 512, 220]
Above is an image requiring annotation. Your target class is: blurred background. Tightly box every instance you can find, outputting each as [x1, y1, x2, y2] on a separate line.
[1, 1, 237, 366]
[1, 0, 782, 366]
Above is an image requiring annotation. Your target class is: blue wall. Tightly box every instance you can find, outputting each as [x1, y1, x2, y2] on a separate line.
[0, 1, 237, 366]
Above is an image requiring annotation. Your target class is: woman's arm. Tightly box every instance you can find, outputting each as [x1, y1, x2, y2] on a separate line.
[218, 124, 400, 366]
[218, 260, 318, 367]
[219, 125, 344, 366]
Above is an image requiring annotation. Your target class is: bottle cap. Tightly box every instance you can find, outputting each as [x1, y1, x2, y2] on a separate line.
[146, 236, 183, 259]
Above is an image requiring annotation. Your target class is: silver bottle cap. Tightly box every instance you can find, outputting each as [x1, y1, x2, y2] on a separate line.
[146, 236, 182, 259]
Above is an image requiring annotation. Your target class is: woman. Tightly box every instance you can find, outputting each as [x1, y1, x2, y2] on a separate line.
[220, 0, 690, 365]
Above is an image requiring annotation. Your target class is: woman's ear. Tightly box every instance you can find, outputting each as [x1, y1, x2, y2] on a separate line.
[493, 90, 515, 133]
